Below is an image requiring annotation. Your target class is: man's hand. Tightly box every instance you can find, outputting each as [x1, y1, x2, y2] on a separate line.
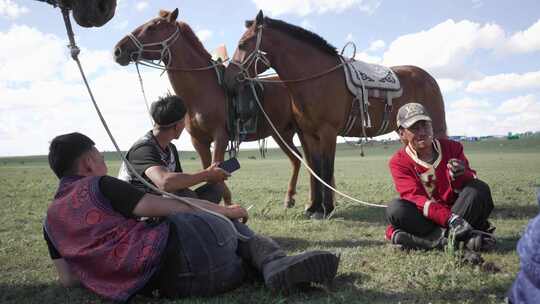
[205, 163, 231, 183]
[447, 158, 465, 178]
[448, 214, 473, 241]
[226, 204, 248, 223]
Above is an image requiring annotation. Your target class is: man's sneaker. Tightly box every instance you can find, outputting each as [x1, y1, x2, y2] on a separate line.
[263, 251, 340, 293]
[391, 228, 447, 251]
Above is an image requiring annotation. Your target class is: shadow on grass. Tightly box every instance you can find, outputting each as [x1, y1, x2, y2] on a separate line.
[0, 283, 106, 304]
[272, 236, 385, 252]
[327, 273, 509, 303]
[492, 204, 539, 219]
[496, 235, 520, 254]
[333, 205, 386, 223]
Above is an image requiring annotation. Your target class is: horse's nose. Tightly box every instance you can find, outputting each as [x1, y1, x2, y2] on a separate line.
[114, 47, 122, 59]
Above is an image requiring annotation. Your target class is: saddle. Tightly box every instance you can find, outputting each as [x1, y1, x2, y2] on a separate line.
[214, 61, 264, 157]
[340, 56, 403, 137]
[222, 78, 264, 158]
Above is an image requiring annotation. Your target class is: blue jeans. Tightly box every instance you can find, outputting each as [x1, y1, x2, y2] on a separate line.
[167, 212, 255, 296]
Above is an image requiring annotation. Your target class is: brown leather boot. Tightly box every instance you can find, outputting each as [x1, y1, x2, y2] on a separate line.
[247, 235, 339, 292]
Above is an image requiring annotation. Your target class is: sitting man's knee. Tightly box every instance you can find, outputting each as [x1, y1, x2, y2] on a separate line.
[386, 199, 408, 222]
[464, 179, 492, 199]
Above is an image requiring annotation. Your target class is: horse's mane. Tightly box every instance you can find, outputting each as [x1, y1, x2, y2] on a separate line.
[177, 21, 212, 61]
[263, 17, 337, 56]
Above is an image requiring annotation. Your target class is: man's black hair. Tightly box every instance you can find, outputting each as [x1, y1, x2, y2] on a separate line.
[48, 132, 95, 179]
[151, 94, 187, 127]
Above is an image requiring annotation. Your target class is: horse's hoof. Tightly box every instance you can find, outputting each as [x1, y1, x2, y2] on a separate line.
[284, 198, 295, 208]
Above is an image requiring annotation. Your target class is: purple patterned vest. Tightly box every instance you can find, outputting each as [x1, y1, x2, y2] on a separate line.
[45, 176, 169, 301]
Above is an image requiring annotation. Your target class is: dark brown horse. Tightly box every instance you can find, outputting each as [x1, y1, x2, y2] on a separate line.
[225, 11, 447, 218]
[113, 9, 302, 207]
[36, 0, 117, 27]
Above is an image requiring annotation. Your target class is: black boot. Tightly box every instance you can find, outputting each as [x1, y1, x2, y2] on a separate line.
[391, 227, 447, 250]
[247, 235, 339, 292]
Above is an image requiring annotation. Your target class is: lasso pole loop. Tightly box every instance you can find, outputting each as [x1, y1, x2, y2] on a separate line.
[58, 7, 250, 240]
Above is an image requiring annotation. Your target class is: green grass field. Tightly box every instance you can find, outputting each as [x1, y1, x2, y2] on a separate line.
[1, 137, 539, 303]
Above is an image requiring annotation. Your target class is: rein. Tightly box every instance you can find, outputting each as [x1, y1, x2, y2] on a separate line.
[56, 6, 250, 240]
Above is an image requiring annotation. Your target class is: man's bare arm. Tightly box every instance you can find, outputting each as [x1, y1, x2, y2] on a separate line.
[145, 163, 230, 193]
[132, 194, 247, 221]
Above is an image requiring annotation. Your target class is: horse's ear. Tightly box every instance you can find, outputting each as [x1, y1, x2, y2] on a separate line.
[168, 8, 179, 23]
[255, 10, 264, 26]
[245, 20, 254, 28]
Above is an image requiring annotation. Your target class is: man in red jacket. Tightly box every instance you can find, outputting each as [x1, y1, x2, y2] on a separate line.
[385, 103, 495, 251]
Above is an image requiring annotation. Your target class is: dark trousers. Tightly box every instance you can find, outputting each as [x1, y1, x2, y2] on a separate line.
[175, 183, 225, 204]
[386, 179, 494, 237]
[166, 212, 255, 297]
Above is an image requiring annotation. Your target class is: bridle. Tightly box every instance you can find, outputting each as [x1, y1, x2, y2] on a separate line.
[127, 25, 181, 69]
[229, 25, 271, 82]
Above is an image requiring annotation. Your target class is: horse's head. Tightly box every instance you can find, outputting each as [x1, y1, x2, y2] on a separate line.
[70, 0, 117, 28]
[224, 11, 272, 92]
[113, 8, 180, 66]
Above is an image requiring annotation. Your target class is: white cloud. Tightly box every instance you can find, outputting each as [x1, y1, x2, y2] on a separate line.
[354, 52, 381, 63]
[345, 33, 354, 42]
[135, 1, 149, 12]
[0, 0, 28, 19]
[466, 70, 540, 93]
[251, 0, 381, 17]
[451, 97, 490, 110]
[436, 78, 464, 94]
[196, 29, 213, 43]
[367, 39, 385, 52]
[497, 94, 539, 114]
[0, 25, 66, 83]
[382, 19, 505, 79]
[0, 25, 188, 157]
[445, 95, 540, 136]
[505, 19, 540, 53]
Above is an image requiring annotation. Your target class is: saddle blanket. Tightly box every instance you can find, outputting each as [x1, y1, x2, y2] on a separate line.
[343, 58, 401, 92]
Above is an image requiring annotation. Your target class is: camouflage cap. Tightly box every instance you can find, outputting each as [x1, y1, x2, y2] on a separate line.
[396, 102, 432, 129]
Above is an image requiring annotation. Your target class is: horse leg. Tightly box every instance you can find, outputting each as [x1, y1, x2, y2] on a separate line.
[319, 129, 338, 217]
[299, 132, 324, 216]
[190, 135, 215, 185]
[272, 128, 301, 208]
[212, 131, 232, 205]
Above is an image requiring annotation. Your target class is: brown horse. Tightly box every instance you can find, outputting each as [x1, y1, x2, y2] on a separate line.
[36, 0, 117, 27]
[225, 11, 447, 218]
[113, 9, 302, 207]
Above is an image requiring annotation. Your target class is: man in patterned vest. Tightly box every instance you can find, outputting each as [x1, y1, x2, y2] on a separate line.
[44, 132, 339, 301]
[385, 103, 495, 252]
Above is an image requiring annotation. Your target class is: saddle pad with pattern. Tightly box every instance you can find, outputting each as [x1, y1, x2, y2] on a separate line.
[343, 59, 401, 92]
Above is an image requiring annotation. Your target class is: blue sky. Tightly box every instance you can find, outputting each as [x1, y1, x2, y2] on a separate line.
[1, 0, 539, 156]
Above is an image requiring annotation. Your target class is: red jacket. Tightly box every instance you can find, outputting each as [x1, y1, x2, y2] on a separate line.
[389, 138, 476, 227]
